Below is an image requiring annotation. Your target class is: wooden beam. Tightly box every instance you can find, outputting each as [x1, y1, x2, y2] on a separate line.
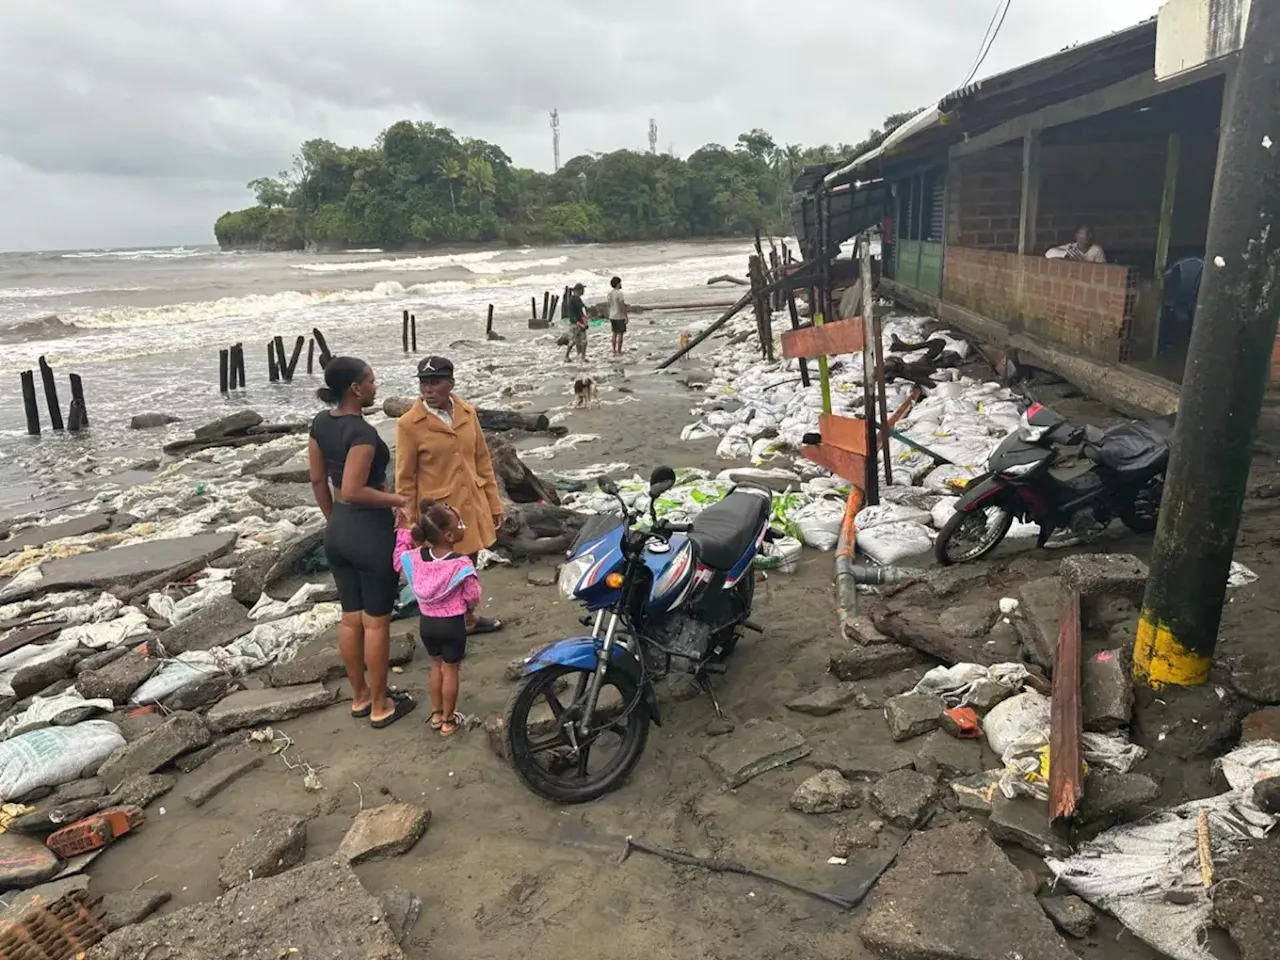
[1048, 588, 1083, 822]
[1151, 131, 1183, 360]
[800, 443, 867, 486]
[948, 61, 1229, 159]
[1018, 131, 1042, 256]
[781, 318, 865, 360]
[819, 412, 869, 456]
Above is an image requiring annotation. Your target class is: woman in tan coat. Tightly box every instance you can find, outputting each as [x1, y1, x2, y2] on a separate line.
[395, 355, 505, 634]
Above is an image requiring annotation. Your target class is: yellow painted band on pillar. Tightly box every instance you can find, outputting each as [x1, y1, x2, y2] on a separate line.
[1133, 611, 1212, 688]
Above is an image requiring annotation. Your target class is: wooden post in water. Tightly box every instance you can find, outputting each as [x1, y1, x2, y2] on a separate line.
[786, 287, 810, 387]
[542, 291, 551, 322]
[531, 297, 538, 322]
[312, 328, 331, 369]
[219, 349, 230, 394]
[549, 294, 559, 320]
[286, 336, 305, 380]
[268, 341, 279, 382]
[67, 374, 88, 432]
[20, 371, 39, 436]
[37, 356, 63, 431]
[562, 286, 571, 319]
[274, 335, 289, 382]
[306, 338, 315, 374]
[232, 343, 246, 388]
[486, 305, 495, 338]
[410, 314, 418, 352]
[401, 310, 410, 352]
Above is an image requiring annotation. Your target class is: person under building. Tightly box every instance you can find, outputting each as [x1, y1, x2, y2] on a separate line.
[1158, 254, 1204, 356]
[1045, 225, 1107, 264]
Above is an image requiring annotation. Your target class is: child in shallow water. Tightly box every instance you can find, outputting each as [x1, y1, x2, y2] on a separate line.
[394, 499, 480, 737]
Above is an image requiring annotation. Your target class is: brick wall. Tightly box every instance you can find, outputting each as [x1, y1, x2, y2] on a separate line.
[943, 246, 1138, 362]
[954, 146, 1023, 251]
[1035, 139, 1166, 255]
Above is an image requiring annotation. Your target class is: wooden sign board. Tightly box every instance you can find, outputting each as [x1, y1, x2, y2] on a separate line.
[799, 412, 871, 485]
[780, 318, 866, 360]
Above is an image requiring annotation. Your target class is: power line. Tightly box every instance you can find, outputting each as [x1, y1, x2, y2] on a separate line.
[960, 0, 1013, 89]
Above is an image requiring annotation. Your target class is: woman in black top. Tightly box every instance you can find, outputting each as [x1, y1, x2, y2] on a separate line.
[308, 357, 416, 728]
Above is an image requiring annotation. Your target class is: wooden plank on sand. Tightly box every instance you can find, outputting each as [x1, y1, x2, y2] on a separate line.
[819, 413, 869, 457]
[781, 318, 865, 360]
[801, 443, 867, 486]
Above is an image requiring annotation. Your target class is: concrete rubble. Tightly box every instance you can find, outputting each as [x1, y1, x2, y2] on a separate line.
[701, 719, 810, 788]
[338, 802, 432, 864]
[868, 768, 937, 828]
[180, 745, 264, 807]
[218, 811, 308, 890]
[98, 712, 211, 790]
[204, 683, 335, 733]
[883, 693, 943, 741]
[789, 769, 860, 814]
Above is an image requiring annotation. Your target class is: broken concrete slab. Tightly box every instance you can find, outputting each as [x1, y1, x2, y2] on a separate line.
[1017, 576, 1062, 670]
[988, 794, 1071, 858]
[257, 454, 311, 484]
[97, 712, 210, 790]
[229, 546, 279, 606]
[1241, 705, 1280, 743]
[0, 832, 62, 888]
[1230, 648, 1280, 705]
[861, 822, 1077, 960]
[1059, 553, 1148, 622]
[914, 730, 983, 779]
[205, 683, 335, 733]
[96, 889, 173, 932]
[96, 858, 405, 960]
[786, 683, 861, 717]
[182, 746, 264, 807]
[75, 651, 159, 702]
[869, 768, 938, 828]
[938, 602, 998, 639]
[968, 681, 1014, 715]
[884, 693, 944, 742]
[1213, 831, 1279, 960]
[10, 797, 101, 835]
[74, 646, 130, 676]
[701, 719, 810, 788]
[173, 732, 249, 774]
[10, 654, 78, 699]
[194, 410, 263, 440]
[378, 889, 423, 945]
[5, 532, 237, 602]
[162, 672, 236, 712]
[48, 778, 106, 803]
[248, 483, 314, 511]
[218, 811, 308, 890]
[1039, 893, 1095, 939]
[103, 773, 174, 810]
[1081, 648, 1132, 732]
[0, 512, 113, 559]
[1254, 776, 1280, 814]
[829, 644, 926, 682]
[263, 649, 345, 687]
[338, 802, 431, 864]
[951, 770, 1002, 814]
[129, 412, 180, 430]
[814, 744, 916, 782]
[790, 770, 860, 814]
[1081, 772, 1160, 821]
[115, 711, 164, 742]
[152, 595, 252, 656]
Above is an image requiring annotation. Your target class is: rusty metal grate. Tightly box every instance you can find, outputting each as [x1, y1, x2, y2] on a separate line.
[0, 889, 107, 960]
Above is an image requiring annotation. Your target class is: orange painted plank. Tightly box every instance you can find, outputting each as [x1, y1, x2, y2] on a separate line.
[781, 318, 866, 360]
[801, 443, 868, 486]
[819, 413, 869, 457]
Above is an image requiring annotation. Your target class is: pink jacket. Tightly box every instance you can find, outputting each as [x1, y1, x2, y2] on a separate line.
[393, 529, 481, 618]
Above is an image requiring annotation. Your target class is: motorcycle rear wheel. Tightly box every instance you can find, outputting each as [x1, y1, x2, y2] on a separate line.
[935, 505, 1014, 566]
[1117, 479, 1163, 533]
[505, 664, 650, 804]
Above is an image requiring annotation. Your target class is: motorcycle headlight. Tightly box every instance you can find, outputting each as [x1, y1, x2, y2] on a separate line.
[559, 554, 594, 599]
[1000, 460, 1040, 478]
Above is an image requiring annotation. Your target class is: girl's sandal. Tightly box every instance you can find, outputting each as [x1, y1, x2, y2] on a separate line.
[428, 710, 445, 730]
[440, 713, 463, 737]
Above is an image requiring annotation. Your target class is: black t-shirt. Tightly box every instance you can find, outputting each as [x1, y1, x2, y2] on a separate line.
[309, 410, 390, 491]
[568, 294, 587, 324]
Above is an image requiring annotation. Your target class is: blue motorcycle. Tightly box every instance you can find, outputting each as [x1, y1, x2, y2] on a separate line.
[505, 467, 776, 803]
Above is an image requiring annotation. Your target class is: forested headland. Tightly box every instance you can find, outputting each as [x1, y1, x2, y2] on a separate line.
[214, 114, 914, 251]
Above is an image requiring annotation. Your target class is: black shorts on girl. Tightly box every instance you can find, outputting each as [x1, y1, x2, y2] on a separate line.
[420, 613, 467, 664]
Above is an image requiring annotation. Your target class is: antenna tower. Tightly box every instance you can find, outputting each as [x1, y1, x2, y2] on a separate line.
[648, 118, 658, 155]
[551, 109, 561, 171]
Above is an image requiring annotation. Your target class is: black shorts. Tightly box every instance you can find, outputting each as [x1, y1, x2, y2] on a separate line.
[420, 614, 467, 664]
[324, 503, 398, 617]
[610, 318, 627, 334]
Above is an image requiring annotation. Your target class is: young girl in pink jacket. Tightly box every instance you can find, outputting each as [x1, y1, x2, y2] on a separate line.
[394, 499, 480, 737]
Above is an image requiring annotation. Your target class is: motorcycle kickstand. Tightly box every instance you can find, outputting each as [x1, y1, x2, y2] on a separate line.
[698, 674, 726, 720]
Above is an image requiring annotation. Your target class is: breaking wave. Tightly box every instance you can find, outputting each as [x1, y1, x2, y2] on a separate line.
[59, 246, 213, 261]
[0, 314, 79, 344]
[292, 250, 504, 274]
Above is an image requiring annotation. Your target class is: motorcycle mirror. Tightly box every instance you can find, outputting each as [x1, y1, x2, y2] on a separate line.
[597, 476, 620, 497]
[648, 466, 676, 499]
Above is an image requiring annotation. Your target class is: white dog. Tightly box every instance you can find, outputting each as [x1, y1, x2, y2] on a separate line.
[572, 376, 599, 408]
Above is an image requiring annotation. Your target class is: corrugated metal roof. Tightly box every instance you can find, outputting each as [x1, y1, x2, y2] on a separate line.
[823, 17, 1158, 185]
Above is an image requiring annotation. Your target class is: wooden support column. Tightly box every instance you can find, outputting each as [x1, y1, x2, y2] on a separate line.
[1151, 131, 1183, 360]
[1017, 131, 1041, 256]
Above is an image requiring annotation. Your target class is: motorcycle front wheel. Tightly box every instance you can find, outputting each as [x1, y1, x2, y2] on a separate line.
[935, 505, 1014, 566]
[505, 664, 650, 804]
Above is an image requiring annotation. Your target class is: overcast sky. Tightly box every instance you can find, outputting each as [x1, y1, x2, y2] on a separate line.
[0, 0, 1163, 252]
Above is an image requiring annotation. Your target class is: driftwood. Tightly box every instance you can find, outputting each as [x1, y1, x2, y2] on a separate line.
[479, 409, 550, 433]
[706, 274, 749, 286]
[486, 434, 559, 506]
[497, 503, 586, 557]
[1048, 588, 1083, 822]
[868, 605, 1002, 667]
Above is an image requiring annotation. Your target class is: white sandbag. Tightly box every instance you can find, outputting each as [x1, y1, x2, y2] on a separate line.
[911, 662, 1030, 707]
[792, 499, 846, 551]
[0, 721, 125, 801]
[248, 582, 332, 620]
[857, 521, 934, 566]
[749, 437, 785, 464]
[58, 606, 150, 649]
[923, 464, 982, 493]
[0, 690, 115, 740]
[715, 434, 752, 460]
[931, 381, 967, 400]
[855, 503, 933, 530]
[130, 657, 221, 705]
[680, 422, 718, 441]
[984, 690, 1051, 757]
[148, 578, 234, 625]
[930, 497, 959, 529]
[755, 536, 802, 573]
[0, 638, 81, 698]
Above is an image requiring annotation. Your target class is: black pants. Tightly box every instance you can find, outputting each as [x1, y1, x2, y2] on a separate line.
[325, 503, 398, 617]
[420, 614, 467, 664]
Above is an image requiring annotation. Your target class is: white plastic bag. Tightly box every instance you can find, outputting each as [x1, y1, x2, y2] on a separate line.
[856, 521, 934, 566]
[0, 638, 81, 698]
[855, 503, 933, 530]
[984, 691, 1051, 757]
[58, 606, 150, 649]
[0, 691, 115, 740]
[911, 662, 1030, 707]
[0, 721, 125, 801]
[930, 497, 959, 529]
[249, 582, 332, 620]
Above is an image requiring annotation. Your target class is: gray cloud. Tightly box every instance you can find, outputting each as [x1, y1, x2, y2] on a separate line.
[0, 0, 1161, 250]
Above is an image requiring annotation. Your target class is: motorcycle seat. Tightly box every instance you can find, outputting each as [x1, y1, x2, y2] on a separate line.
[688, 491, 770, 570]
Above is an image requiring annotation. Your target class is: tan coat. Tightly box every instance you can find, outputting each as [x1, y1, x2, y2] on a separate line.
[394, 397, 503, 557]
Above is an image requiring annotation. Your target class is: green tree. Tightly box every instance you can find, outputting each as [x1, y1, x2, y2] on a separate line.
[437, 157, 463, 214]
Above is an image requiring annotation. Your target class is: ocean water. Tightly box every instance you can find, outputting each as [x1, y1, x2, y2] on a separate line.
[0, 239, 759, 510]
